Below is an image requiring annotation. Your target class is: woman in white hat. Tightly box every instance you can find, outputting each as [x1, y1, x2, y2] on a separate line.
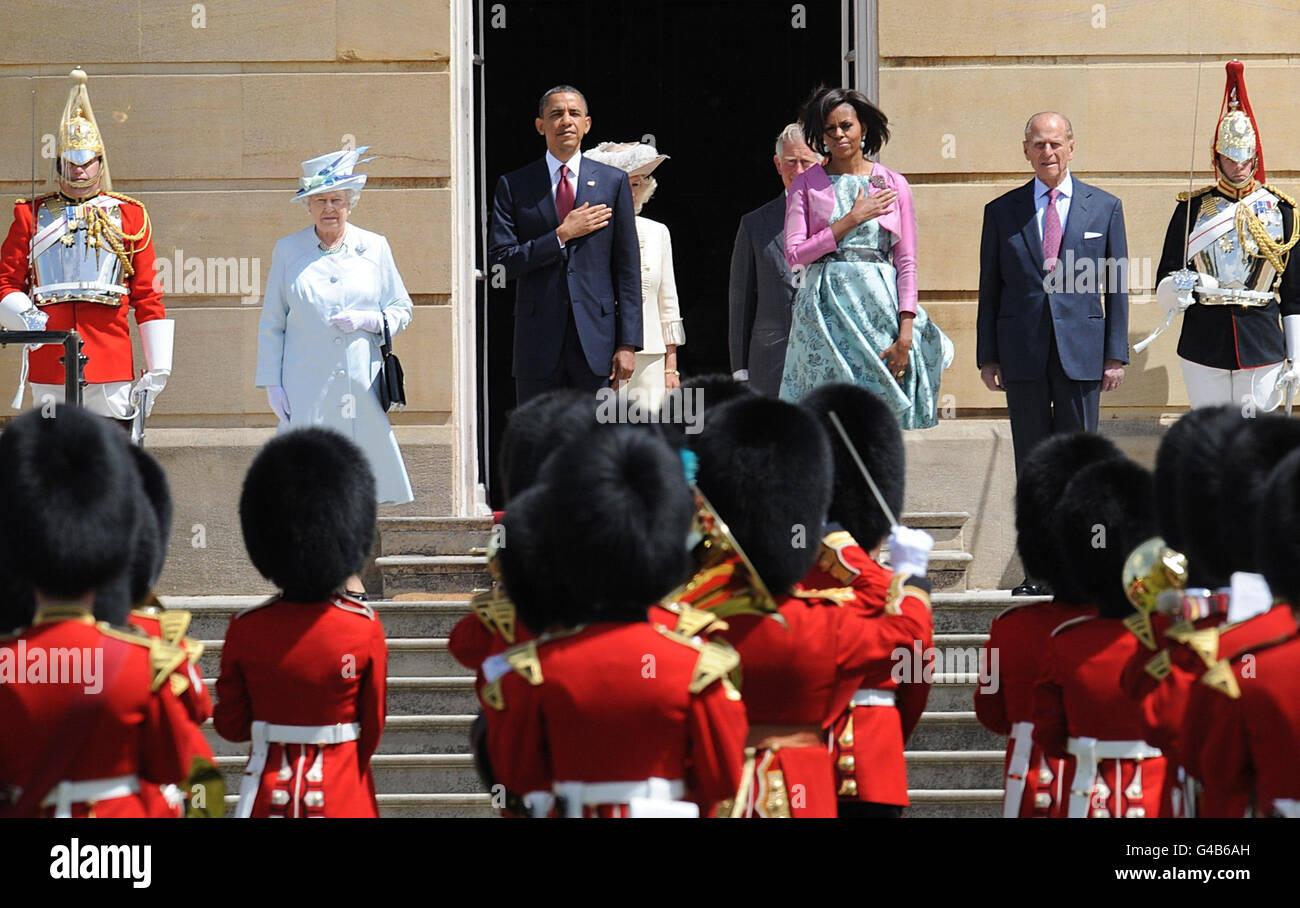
[583, 141, 683, 411]
[255, 147, 414, 593]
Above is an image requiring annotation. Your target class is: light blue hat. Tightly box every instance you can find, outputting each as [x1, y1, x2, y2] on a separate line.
[292, 145, 374, 202]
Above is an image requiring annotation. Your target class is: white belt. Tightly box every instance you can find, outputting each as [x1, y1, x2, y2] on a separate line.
[1066, 737, 1161, 819]
[1004, 720, 1035, 819]
[41, 774, 140, 818]
[235, 720, 360, 818]
[850, 688, 896, 708]
[1273, 799, 1300, 818]
[552, 777, 695, 818]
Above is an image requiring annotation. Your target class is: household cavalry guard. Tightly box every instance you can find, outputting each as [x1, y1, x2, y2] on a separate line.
[1151, 61, 1300, 412]
[0, 69, 172, 429]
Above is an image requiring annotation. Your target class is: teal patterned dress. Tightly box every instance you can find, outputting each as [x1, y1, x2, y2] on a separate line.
[779, 174, 952, 429]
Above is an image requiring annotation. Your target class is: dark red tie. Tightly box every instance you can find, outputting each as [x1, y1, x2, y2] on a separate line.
[556, 164, 575, 222]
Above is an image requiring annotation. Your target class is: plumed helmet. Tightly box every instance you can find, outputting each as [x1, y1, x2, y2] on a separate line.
[1051, 457, 1155, 619]
[801, 382, 904, 549]
[1254, 447, 1300, 606]
[499, 389, 596, 502]
[500, 426, 695, 632]
[690, 395, 832, 595]
[1015, 432, 1122, 598]
[239, 428, 377, 601]
[0, 405, 140, 601]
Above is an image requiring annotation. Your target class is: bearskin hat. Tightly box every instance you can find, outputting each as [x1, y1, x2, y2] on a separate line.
[499, 389, 596, 502]
[1051, 457, 1155, 619]
[799, 382, 903, 549]
[690, 395, 832, 595]
[1255, 446, 1300, 606]
[127, 447, 173, 604]
[1015, 432, 1122, 597]
[680, 373, 756, 410]
[1153, 406, 1235, 558]
[239, 428, 377, 602]
[500, 426, 694, 632]
[1171, 406, 1248, 588]
[0, 568, 33, 634]
[0, 405, 141, 601]
[1222, 414, 1300, 574]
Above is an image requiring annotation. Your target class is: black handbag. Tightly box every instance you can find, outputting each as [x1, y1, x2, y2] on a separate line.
[376, 316, 406, 412]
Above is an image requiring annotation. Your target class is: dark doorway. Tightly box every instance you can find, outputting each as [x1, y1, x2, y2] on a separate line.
[476, 0, 841, 507]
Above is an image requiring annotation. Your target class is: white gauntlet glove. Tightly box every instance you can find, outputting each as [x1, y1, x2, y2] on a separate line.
[131, 319, 174, 418]
[0, 292, 47, 331]
[888, 525, 934, 578]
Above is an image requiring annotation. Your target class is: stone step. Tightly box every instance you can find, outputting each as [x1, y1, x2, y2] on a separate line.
[905, 750, 1005, 790]
[930, 591, 1050, 633]
[375, 512, 970, 558]
[172, 597, 474, 641]
[199, 637, 459, 679]
[214, 748, 1008, 798]
[197, 632, 992, 681]
[222, 790, 1005, 818]
[920, 552, 973, 593]
[376, 555, 494, 597]
[377, 516, 497, 558]
[907, 710, 1004, 751]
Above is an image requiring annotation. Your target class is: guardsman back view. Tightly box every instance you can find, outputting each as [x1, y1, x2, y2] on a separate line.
[0, 406, 191, 817]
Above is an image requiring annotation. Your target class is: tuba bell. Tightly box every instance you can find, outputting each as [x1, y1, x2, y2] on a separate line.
[660, 488, 778, 619]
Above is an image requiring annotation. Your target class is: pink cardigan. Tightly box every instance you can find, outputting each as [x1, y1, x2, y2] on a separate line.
[784, 162, 918, 314]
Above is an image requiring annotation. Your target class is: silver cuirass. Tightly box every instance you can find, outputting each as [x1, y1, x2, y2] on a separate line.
[30, 197, 128, 307]
[1191, 190, 1285, 293]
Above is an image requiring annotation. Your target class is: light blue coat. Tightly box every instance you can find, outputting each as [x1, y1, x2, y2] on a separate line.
[255, 224, 414, 504]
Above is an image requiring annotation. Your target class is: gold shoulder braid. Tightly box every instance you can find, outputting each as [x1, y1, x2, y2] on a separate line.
[504, 640, 544, 685]
[655, 626, 743, 699]
[82, 193, 152, 281]
[1236, 191, 1299, 281]
[97, 623, 187, 692]
[1176, 184, 1216, 202]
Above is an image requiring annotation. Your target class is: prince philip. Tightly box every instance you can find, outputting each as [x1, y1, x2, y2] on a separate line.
[489, 85, 642, 404]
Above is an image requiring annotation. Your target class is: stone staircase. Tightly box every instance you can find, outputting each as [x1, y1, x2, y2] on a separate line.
[179, 510, 1018, 818]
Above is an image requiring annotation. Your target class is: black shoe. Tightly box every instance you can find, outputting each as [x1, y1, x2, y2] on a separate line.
[1011, 579, 1049, 597]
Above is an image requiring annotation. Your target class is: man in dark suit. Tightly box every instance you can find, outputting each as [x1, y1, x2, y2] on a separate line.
[728, 124, 823, 396]
[489, 85, 642, 404]
[976, 111, 1130, 595]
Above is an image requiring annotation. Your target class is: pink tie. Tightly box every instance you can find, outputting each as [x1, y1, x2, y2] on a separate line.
[1042, 187, 1062, 271]
[556, 164, 575, 222]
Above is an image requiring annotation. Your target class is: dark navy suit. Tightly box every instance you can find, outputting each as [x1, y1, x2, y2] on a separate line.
[489, 154, 642, 402]
[977, 175, 1130, 471]
[729, 194, 798, 397]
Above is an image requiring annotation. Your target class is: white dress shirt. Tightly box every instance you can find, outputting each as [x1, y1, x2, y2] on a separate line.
[1033, 171, 1073, 241]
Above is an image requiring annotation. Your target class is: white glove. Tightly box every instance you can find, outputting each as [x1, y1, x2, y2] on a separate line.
[0, 291, 47, 331]
[131, 318, 174, 418]
[888, 525, 934, 578]
[329, 310, 384, 333]
[1279, 315, 1300, 393]
[1155, 271, 1197, 317]
[266, 385, 291, 422]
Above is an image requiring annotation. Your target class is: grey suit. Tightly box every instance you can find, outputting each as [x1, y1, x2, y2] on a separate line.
[729, 194, 798, 397]
[977, 176, 1130, 471]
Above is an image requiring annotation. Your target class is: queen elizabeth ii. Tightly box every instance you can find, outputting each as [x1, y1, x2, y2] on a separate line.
[255, 146, 414, 513]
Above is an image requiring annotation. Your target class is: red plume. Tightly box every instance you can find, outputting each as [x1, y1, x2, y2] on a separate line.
[1216, 60, 1265, 183]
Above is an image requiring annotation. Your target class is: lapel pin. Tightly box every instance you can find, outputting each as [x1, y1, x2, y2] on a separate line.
[586, 180, 596, 187]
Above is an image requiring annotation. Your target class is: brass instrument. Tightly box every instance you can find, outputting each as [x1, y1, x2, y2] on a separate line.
[661, 489, 777, 619]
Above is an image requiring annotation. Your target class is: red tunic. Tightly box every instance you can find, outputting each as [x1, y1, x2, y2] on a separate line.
[0, 194, 165, 384]
[802, 529, 933, 807]
[214, 596, 388, 818]
[1197, 626, 1300, 817]
[1033, 614, 1168, 818]
[481, 621, 748, 817]
[712, 583, 932, 817]
[0, 606, 191, 817]
[128, 607, 217, 818]
[1183, 605, 1300, 817]
[975, 599, 1095, 817]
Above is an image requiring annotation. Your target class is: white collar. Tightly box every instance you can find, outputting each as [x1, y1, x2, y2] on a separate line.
[546, 149, 583, 180]
[1034, 172, 1073, 200]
